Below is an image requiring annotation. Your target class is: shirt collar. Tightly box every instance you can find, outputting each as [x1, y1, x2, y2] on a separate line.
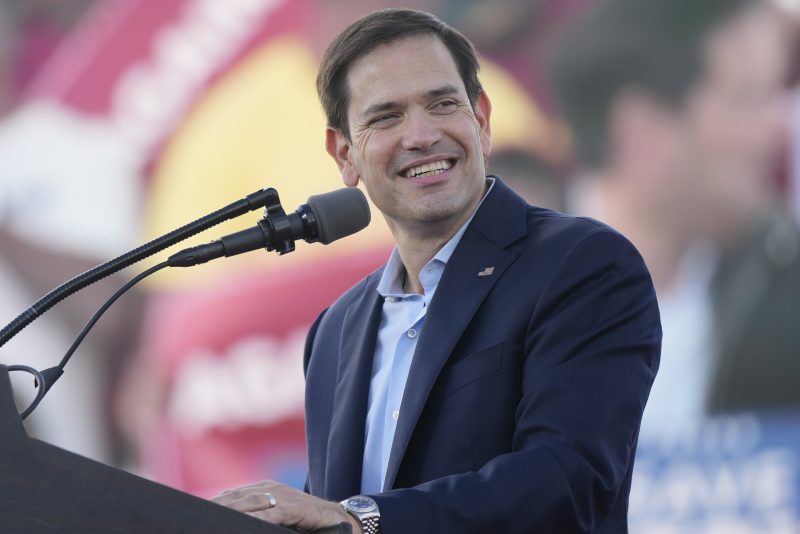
[377, 177, 496, 299]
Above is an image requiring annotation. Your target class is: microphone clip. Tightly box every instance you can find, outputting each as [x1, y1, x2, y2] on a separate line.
[261, 188, 319, 255]
[263, 189, 296, 255]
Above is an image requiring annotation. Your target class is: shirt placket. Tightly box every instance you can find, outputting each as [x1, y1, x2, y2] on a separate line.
[380, 297, 426, 483]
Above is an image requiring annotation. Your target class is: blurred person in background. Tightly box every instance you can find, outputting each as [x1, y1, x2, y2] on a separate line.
[550, 0, 798, 442]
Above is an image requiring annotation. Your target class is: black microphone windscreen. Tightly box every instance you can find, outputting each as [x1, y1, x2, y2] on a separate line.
[306, 187, 371, 245]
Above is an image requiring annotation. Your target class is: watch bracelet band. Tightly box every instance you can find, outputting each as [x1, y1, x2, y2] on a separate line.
[360, 514, 380, 534]
[340, 502, 380, 534]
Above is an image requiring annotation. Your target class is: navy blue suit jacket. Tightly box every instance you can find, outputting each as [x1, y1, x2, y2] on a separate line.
[303, 177, 661, 533]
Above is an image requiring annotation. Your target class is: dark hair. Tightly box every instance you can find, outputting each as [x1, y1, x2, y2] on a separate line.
[549, 0, 755, 168]
[316, 8, 483, 140]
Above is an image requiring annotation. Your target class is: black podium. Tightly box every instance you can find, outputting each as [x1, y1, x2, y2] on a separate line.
[0, 365, 347, 533]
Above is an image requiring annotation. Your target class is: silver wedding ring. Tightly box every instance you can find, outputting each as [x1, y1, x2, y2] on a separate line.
[264, 492, 278, 509]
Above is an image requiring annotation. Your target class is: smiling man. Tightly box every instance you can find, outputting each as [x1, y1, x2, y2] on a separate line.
[213, 9, 661, 533]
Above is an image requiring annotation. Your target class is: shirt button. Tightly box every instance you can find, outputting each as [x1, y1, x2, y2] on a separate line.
[392, 410, 400, 421]
[407, 328, 417, 339]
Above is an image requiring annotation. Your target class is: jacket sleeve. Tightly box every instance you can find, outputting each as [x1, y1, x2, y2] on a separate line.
[371, 229, 662, 533]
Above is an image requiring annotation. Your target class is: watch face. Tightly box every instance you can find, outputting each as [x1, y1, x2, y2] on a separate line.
[347, 496, 377, 513]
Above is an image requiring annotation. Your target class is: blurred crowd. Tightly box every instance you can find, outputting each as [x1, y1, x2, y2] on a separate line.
[553, 0, 799, 430]
[1, 0, 798, 531]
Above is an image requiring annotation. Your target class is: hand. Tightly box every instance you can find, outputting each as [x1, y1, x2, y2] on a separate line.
[212, 480, 362, 533]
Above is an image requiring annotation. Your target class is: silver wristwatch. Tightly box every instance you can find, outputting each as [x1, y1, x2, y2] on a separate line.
[340, 495, 380, 534]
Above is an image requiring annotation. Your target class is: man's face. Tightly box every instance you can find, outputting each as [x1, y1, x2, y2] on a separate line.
[326, 34, 492, 233]
[679, 5, 787, 238]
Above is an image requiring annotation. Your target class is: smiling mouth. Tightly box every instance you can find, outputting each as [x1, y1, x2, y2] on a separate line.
[402, 159, 454, 178]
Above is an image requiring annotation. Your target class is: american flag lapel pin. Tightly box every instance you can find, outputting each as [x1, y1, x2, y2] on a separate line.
[477, 266, 495, 277]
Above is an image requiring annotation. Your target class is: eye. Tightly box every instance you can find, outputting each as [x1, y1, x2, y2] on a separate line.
[431, 99, 458, 113]
[369, 113, 400, 127]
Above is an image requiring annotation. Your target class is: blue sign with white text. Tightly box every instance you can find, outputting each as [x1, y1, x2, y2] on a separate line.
[630, 413, 800, 533]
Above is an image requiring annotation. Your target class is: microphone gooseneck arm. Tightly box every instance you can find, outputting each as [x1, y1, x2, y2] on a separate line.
[0, 188, 279, 349]
[1, 186, 370, 419]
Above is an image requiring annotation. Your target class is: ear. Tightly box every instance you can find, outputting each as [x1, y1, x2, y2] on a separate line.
[474, 90, 493, 159]
[325, 127, 360, 187]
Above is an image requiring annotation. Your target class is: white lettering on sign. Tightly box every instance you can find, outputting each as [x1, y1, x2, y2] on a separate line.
[110, 0, 285, 156]
[630, 415, 800, 532]
[166, 326, 307, 437]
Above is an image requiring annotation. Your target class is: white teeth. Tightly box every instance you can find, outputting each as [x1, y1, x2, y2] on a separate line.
[404, 159, 452, 178]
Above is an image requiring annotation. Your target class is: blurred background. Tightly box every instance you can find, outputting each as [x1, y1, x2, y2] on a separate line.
[0, 0, 798, 531]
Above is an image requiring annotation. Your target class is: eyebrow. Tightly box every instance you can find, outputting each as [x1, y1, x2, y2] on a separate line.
[361, 85, 462, 118]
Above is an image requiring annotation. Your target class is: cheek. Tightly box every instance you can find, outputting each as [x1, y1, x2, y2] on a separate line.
[357, 130, 396, 170]
[466, 114, 488, 151]
[353, 128, 372, 151]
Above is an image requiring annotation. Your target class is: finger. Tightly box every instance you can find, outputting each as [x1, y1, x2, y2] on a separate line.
[212, 481, 281, 504]
[214, 490, 279, 512]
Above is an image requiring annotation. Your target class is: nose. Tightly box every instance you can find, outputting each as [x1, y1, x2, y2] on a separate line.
[401, 109, 441, 151]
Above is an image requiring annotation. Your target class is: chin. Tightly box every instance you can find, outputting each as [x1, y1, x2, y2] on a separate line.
[412, 199, 470, 224]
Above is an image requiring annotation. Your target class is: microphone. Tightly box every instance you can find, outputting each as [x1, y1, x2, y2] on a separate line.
[168, 187, 371, 267]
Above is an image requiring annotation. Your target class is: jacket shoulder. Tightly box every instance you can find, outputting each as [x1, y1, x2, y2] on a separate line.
[521, 205, 640, 259]
[528, 205, 617, 238]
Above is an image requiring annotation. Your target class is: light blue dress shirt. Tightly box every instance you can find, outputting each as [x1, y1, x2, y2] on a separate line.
[360, 179, 495, 494]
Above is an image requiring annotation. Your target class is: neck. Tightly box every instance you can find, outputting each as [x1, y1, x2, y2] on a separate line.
[392, 233, 450, 294]
[581, 170, 693, 294]
[388, 191, 484, 295]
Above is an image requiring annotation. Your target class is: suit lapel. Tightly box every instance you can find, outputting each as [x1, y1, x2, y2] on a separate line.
[323, 274, 384, 499]
[383, 177, 529, 489]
